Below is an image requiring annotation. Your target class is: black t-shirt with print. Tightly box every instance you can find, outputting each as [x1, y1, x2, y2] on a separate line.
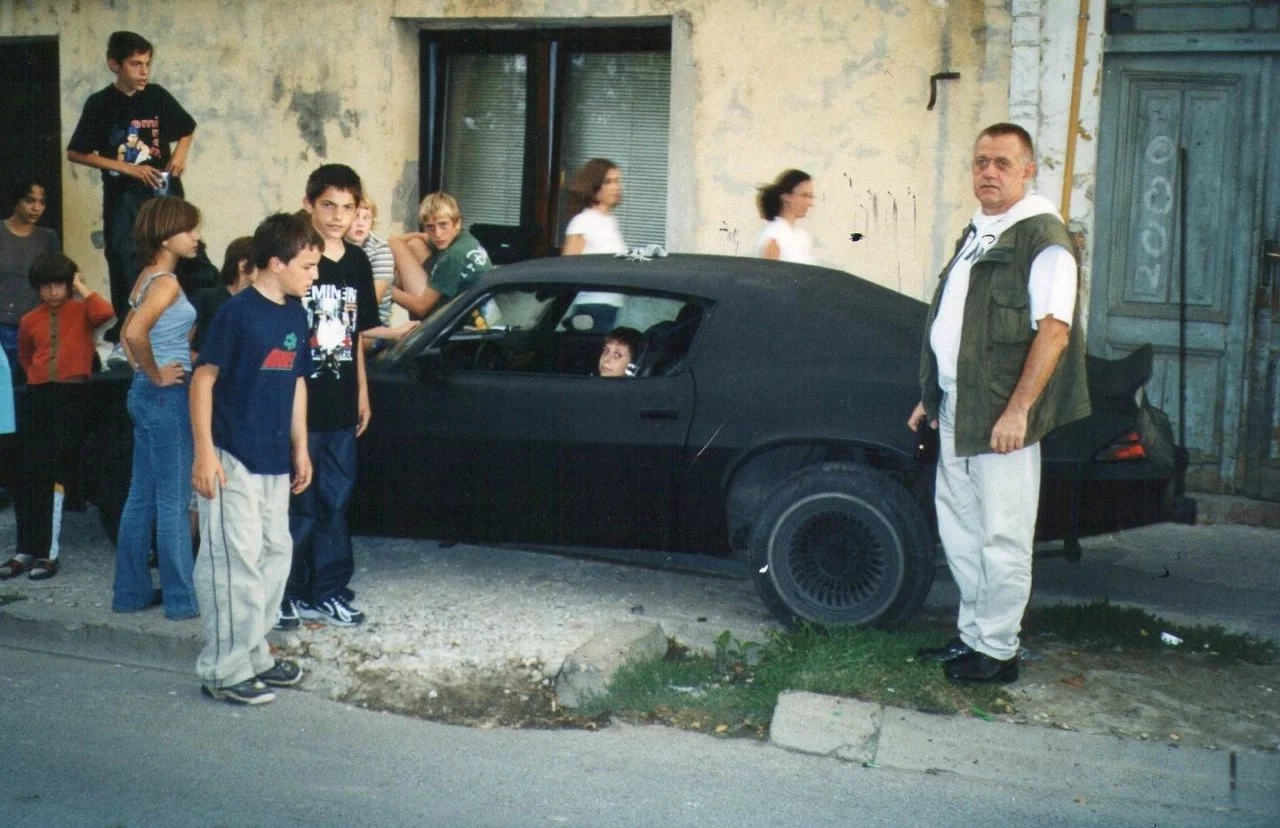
[67, 83, 196, 196]
[301, 242, 379, 431]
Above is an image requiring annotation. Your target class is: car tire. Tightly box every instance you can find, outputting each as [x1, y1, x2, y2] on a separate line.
[748, 463, 934, 628]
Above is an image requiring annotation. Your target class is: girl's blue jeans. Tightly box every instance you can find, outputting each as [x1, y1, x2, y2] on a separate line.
[112, 373, 198, 619]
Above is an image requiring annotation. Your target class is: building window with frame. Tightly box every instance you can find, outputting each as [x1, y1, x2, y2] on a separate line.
[420, 26, 671, 261]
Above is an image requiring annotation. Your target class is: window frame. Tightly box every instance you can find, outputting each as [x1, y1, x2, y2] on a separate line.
[419, 25, 672, 259]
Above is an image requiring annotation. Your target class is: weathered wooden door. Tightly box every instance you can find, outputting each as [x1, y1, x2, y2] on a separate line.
[1090, 51, 1279, 495]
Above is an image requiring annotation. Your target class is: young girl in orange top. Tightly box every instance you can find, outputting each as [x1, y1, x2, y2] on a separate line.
[0, 253, 113, 580]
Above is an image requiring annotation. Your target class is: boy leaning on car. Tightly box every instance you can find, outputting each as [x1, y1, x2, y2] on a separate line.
[909, 122, 1090, 685]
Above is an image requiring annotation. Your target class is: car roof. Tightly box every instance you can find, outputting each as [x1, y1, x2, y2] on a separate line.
[485, 253, 838, 296]
[480, 253, 928, 358]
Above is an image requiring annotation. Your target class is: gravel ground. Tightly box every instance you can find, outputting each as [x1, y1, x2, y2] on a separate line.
[0, 505, 778, 702]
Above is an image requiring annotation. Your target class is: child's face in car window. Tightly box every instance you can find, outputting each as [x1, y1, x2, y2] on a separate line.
[599, 339, 632, 378]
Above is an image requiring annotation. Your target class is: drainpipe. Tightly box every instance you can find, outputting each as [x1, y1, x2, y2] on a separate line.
[1060, 0, 1091, 221]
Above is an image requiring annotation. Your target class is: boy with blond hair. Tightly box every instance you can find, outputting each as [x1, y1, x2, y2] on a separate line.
[388, 191, 493, 319]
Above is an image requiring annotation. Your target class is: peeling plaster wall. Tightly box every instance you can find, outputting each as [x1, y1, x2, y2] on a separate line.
[5, 1, 422, 298]
[7, 0, 1011, 301]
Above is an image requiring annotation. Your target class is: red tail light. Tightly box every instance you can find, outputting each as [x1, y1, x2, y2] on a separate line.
[1096, 430, 1146, 461]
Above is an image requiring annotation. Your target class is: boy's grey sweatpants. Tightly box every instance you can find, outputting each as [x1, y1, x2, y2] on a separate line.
[194, 450, 292, 688]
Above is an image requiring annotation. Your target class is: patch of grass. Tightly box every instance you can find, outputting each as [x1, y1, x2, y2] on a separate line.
[1024, 600, 1278, 665]
[577, 627, 1012, 737]
[579, 604, 1277, 736]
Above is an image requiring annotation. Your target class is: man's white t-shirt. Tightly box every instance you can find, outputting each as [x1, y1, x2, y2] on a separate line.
[930, 193, 1077, 397]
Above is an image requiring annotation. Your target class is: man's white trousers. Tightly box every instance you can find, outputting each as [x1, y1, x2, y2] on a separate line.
[935, 392, 1040, 661]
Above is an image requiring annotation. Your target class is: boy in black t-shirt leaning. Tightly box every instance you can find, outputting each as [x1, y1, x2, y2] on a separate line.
[278, 164, 379, 631]
[66, 30, 196, 356]
[191, 213, 320, 705]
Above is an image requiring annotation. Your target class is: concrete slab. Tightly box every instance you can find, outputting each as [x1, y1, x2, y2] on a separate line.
[555, 619, 668, 708]
[769, 691, 881, 763]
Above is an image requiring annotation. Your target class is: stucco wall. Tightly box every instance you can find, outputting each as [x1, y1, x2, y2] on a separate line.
[2, 0, 421, 298]
[4, 0, 1012, 301]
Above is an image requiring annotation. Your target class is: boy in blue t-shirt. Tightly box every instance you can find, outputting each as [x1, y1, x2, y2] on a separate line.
[190, 213, 320, 706]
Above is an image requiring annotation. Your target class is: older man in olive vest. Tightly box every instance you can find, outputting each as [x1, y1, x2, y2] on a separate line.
[909, 122, 1090, 683]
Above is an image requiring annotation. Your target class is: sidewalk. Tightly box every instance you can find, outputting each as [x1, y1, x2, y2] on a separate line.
[1, 505, 1278, 819]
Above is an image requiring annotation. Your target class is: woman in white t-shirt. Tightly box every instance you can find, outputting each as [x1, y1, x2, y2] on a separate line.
[755, 169, 817, 265]
[562, 158, 626, 256]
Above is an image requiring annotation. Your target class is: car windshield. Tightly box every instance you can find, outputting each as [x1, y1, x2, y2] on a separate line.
[378, 288, 561, 368]
[378, 294, 465, 364]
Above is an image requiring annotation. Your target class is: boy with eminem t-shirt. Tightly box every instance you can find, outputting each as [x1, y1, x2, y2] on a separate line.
[66, 30, 196, 346]
[280, 164, 379, 631]
[190, 213, 320, 706]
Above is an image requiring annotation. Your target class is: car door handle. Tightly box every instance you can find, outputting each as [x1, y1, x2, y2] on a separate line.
[640, 408, 679, 420]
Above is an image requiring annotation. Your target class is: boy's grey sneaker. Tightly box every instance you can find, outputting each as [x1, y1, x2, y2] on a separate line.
[296, 595, 365, 627]
[275, 597, 300, 631]
[256, 659, 303, 688]
[201, 678, 275, 705]
[105, 343, 128, 367]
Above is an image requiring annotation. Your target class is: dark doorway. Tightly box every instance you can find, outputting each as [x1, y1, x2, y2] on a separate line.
[0, 38, 62, 238]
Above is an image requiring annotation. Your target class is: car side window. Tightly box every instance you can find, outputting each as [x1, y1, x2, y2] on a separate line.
[554, 290, 706, 378]
[435, 285, 706, 377]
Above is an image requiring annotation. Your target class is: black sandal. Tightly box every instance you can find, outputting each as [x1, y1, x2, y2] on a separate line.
[0, 557, 33, 579]
[28, 558, 58, 580]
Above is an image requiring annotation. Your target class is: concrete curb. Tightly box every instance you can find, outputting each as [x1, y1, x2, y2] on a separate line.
[770, 691, 1280, 814]
[0, 604, 200, 673]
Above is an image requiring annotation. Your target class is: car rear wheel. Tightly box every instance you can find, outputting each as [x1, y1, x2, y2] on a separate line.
[748, 463, 934, 628]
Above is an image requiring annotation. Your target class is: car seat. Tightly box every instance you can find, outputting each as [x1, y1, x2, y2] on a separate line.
[469, 223, 539, 265]
[636, 305, 703, 377]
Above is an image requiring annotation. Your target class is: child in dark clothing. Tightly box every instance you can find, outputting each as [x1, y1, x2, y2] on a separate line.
[0, 253, 114, 580]
[66, 30, 196, 355]
[191, 236, 254, 357]
[278, 164, 379, 630]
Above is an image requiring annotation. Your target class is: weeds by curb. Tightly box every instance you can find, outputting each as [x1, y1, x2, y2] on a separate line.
[578, 601, 1276, 737]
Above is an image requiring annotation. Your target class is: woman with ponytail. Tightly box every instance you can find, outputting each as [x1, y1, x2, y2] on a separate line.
[755, 169, 816, 265]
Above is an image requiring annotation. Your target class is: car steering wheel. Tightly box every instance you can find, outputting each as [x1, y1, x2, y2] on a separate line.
[472, 340, 509, 371]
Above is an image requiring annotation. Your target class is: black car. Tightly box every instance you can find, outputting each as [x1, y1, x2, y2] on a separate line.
[74, 254, 1190, 627]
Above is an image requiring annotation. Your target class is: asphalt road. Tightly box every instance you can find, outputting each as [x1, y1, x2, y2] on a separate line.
[1, 646, 1267, 827]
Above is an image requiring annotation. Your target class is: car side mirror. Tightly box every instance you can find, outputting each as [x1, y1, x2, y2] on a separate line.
[415, 347, 446, 381]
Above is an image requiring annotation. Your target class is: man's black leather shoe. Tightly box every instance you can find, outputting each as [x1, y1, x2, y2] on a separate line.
[944, 651, 1018, 684]
[916, 637, 974, 663]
